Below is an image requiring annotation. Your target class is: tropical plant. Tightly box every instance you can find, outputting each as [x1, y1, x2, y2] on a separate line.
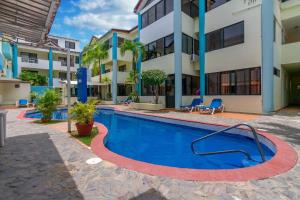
[19, 71, 47, 86]
[101, 76, 111, 84]
[30, 92, 38, 103]
[69, 100, 96, 125]
[82, 40, 108, 82]
[120, 40, 145, 102]
[142, 70, 167, 104]
[36, 90, 61, 122]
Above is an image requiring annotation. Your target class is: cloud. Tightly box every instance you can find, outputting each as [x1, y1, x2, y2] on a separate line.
[66, 0, 139, 31]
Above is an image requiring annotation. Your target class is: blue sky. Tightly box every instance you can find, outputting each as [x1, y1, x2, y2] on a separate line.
[50, 0, 139, 50]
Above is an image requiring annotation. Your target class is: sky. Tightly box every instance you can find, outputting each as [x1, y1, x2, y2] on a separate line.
[50, 0, 139, 50]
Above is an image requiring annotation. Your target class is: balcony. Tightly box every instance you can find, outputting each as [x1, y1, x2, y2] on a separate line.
[282, 41, 300, 65]
[281, 0, 300, 20]
[102, 48, 133, 64]
[91, 71, 129, 84]
[18, 57, 78, 72]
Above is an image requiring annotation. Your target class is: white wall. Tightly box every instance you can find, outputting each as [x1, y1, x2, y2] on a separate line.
[140, 12, 174, 44]
[0, 82, 30, 105]
[205, 0, 263, 73]
[142, 54, 175, 75]
[205, 95, 262, 114]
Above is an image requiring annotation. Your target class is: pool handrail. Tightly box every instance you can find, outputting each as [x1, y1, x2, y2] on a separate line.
[191, 123, 266, 163]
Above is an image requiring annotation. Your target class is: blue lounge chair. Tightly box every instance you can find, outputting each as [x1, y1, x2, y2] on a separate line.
[200, 98, 224, 115]
[120, 97, 133, 105]
[181, 98, 203, 112]
[16, 99, 29, 108]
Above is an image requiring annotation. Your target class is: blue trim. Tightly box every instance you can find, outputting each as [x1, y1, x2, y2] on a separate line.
[112, 32, 118, 104]
[262, 0, 274, 113]
[137, 13, 142, 96]
[174, 0, 182, 109]
[12, 44, 18, 78]
[199, 1, 206, 99]
[48, 48, 53, 87]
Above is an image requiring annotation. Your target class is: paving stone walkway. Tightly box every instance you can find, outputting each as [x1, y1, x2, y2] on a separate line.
[0, 108, 300, 200]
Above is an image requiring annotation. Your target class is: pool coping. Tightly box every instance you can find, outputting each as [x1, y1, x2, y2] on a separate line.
[19, 108, 298, 182]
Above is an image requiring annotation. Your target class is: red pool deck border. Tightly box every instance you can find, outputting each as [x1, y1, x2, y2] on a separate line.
[19, 108, 298, 181]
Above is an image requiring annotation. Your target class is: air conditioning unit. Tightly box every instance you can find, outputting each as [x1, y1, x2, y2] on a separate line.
[190, 54, 199, 63]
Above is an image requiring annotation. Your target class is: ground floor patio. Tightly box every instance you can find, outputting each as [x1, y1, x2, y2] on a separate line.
[0, 107, 300, 200]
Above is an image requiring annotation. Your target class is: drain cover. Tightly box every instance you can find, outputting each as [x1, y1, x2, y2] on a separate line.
[86, 157, 102, 165]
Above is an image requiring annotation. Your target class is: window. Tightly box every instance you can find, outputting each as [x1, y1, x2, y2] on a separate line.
[182, 74, 200, 96]
[236, 69, 250, 95]
[206, 21, 244, 52]
[182, 34, 193, 55]
[148, 41, 157, 59]
[165, 0, 173, 15]
[119, 65, 126, 72]
[182, 0, 198, 18]
[223, 22, 244, 47]
[206, 67, 261, 95]
[58, 57, 67, 66]
[206, 73, 219, 95]
[65, 41, 75, 49]
[144, 34, 173, 61]
[194, 39, 199, 55]
[21, 52, 38, 63]
[164, 34, 174, 54]
[148, 6, 156, 25]
[206, 0, 231, 11]
[59, 72, 67, 80]
[156, 38, 164, 57]
[250, 68, 261, 95]
[142, 12, 148, 28]
[75, 56, 80, 64]
[156, 0, 164, 20]
[141, 0, 174, 29]
[206, 30, 223, 52]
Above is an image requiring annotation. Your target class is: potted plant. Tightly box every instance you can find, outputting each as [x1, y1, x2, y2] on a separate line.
[36, 90, 61, 123]
[70, 100, 96, 136]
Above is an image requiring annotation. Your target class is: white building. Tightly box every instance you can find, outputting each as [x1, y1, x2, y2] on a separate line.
[131, 0, 300, 113]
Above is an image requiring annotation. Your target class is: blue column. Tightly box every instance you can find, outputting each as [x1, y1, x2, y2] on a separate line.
[174, 0, 182, 109]
[262, 0, 274, 113]
[12, 44, 18, 78]
[136, 13, 142, 96]
[48, 48, 53, 87]
[112, 32, 118, 104]
[199, 1, 206, 99]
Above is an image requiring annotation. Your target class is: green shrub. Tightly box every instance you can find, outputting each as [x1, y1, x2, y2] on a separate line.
[20, 71, 47, 86]
[70, 100, 96, 125]
[36, 90, 61, 122]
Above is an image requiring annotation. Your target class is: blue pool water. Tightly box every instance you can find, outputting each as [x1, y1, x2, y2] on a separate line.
[26, 108, 275, 169]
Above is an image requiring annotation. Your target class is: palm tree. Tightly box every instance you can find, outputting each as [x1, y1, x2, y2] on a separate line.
[82, 40, 108, 82]
[120, 40, 144, 102]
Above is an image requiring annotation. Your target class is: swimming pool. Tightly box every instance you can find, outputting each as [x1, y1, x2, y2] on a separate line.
[25, 108, 276, 170]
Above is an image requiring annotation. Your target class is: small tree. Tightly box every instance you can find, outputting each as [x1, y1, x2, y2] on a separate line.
[36, 90, 61, 122]
[142, 70, 167, 104]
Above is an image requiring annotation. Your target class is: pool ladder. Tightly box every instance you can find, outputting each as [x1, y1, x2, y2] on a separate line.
[191, 123, 266, 163]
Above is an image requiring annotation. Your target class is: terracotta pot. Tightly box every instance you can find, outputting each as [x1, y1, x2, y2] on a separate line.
[75, 121, 94, 136]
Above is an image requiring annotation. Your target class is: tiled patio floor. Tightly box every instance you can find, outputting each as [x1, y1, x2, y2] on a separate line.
[1, 107, 300, 200]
